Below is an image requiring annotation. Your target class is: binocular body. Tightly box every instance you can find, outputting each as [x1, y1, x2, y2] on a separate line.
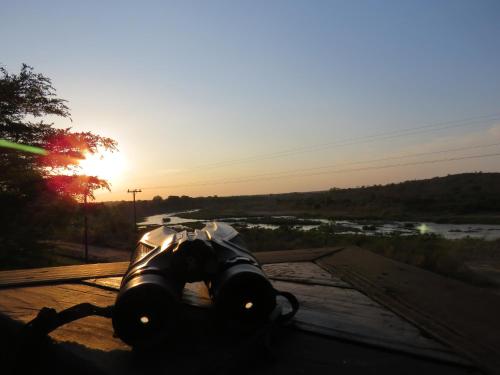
[112, 222, 277, 348]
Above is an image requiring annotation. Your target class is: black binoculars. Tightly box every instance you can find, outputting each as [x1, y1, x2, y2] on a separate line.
[112, 222, 280, 348]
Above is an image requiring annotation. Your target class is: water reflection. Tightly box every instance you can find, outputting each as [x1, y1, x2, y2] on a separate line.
[139, 211, 500, 241]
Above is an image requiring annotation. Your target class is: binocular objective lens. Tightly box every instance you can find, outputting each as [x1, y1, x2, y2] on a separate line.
[213, 264, 276, 327]
[112, 274, 183, 348]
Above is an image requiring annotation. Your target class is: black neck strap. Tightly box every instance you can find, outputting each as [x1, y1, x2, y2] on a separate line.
[25, 303, 114, 337]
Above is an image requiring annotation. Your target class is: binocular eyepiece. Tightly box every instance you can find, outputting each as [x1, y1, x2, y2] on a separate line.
[112, 222, 277, 348]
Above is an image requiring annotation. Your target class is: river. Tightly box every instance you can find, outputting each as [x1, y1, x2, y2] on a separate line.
[138, 210, 500, 241]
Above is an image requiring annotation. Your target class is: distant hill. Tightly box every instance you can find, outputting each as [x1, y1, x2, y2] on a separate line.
[119, 172, 500, 223]
[296, 172, 500, 221]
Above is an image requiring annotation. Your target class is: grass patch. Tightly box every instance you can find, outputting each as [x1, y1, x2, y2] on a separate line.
[0, 242, 83, 271]
[237, 225, 500, 287]
[2, 222, 499, 288]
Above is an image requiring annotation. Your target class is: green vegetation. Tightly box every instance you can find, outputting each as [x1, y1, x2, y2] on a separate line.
[236, 225, 500, 287]
[162, 221, 500, 286]
[218, 217, 323, 226]
[52, 202, 137, 250]
[131, 173, 500, 224]
[0, 242, 82, 271]
[0, 64, 117, 266]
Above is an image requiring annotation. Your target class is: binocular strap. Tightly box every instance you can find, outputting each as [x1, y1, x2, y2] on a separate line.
[274, 289, 300, 324]
[13, 290, 298, 373]
[25, 303, 114, 337]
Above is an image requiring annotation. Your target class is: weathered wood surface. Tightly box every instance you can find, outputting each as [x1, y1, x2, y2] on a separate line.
[318, 246, 500, 375]
[0, 283, 126, 352]
[0, 262, 129, 289]
[274, 280, 466, 365]
[0, 248, 339, 289]
[80, 263, 466, 364]
[255, 247, 341, 264]
[0, 261, 466, 366]
[263, 262, 352, 288]
[83, 263, 352, 308]
[83, 263, 351, 291]
[0, 250, 475, 374]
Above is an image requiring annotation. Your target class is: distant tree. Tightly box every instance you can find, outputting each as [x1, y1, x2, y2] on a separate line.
[0, 64, 117, 252]
[152, 195, 163, 202]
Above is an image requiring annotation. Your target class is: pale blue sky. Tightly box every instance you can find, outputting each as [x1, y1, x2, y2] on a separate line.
[2, 0, 500, 199]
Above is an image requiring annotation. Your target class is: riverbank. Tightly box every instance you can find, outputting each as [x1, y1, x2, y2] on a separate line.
[176, 208, 500, 225]
[6, 224, 500, 289]
[130, 173, 500, 225]
[143, 210, 500, 240]
[150, 220, 500, 288]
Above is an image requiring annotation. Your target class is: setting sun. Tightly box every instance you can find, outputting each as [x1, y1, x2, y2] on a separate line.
[78, 150, 125, 182]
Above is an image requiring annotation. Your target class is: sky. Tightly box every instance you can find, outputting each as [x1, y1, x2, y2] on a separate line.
[2, 0, 500, 201]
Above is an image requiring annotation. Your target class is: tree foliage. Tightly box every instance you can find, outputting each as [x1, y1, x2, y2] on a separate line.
[1, 64, 117, 199]
[0, 64, 118, 252]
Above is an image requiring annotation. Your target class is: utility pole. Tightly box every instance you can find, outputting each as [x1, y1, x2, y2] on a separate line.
[83, 186, 89, 263]
[128, 189, 142, 233]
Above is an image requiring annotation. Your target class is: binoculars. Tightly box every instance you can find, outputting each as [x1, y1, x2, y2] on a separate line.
[112, 222, 279, 348]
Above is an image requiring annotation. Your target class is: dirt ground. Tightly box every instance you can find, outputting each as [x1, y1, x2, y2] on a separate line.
[47, 240, 131, 262]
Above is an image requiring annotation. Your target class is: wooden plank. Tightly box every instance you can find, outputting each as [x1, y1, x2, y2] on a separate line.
[0, 283, 127, 353]
[83, 262, 351, 291]
[81, 272, 466, 366]
[317, 246, 500, 375]
[0, 248, 340, 289]
[0, 259, 472, 373]
[0, 276, 456, 355]
[0, 275, 467, 367]
[0, 262, 129, 289]
[262, 262, 351, 288]
[0, 283, 474, 375]
[254, 247, 342, 264]
[271, 280, 468, 366]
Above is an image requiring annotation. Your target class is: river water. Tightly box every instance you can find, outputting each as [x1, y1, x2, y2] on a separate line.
[138, 210, 500, 241]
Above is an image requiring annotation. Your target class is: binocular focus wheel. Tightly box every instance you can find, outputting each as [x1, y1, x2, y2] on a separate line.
[112, 274, 182, 348]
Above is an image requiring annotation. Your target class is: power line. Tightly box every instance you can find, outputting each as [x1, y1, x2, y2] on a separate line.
[136, 113, 500, 192]
[191, 113, 500, 170]
[142, 141, 500, 190]
[141, 150, 500, 190]
[195, 141, 500, 185]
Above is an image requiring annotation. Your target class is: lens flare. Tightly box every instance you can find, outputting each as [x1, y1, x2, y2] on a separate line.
[78, 150, 125, 182]
[0, 139, 47, 155]
[417, 223, 430, 234]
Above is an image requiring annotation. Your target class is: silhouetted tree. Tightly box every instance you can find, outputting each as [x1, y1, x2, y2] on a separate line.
[0, 64, 117, 255]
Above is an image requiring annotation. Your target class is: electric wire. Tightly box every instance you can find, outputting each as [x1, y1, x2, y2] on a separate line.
[175, 141, 500, 185]
[141, 149, 500, 190]
[192, 113, 500, 170]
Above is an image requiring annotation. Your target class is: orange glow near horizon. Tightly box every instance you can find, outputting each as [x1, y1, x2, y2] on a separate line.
[78, 150, 125, 183]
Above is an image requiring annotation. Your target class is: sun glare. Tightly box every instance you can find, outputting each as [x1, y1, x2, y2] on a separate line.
[79, 150, 125, 182]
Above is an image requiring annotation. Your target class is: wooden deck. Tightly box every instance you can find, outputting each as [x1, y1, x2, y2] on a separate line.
[0, 247, 483, 375]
